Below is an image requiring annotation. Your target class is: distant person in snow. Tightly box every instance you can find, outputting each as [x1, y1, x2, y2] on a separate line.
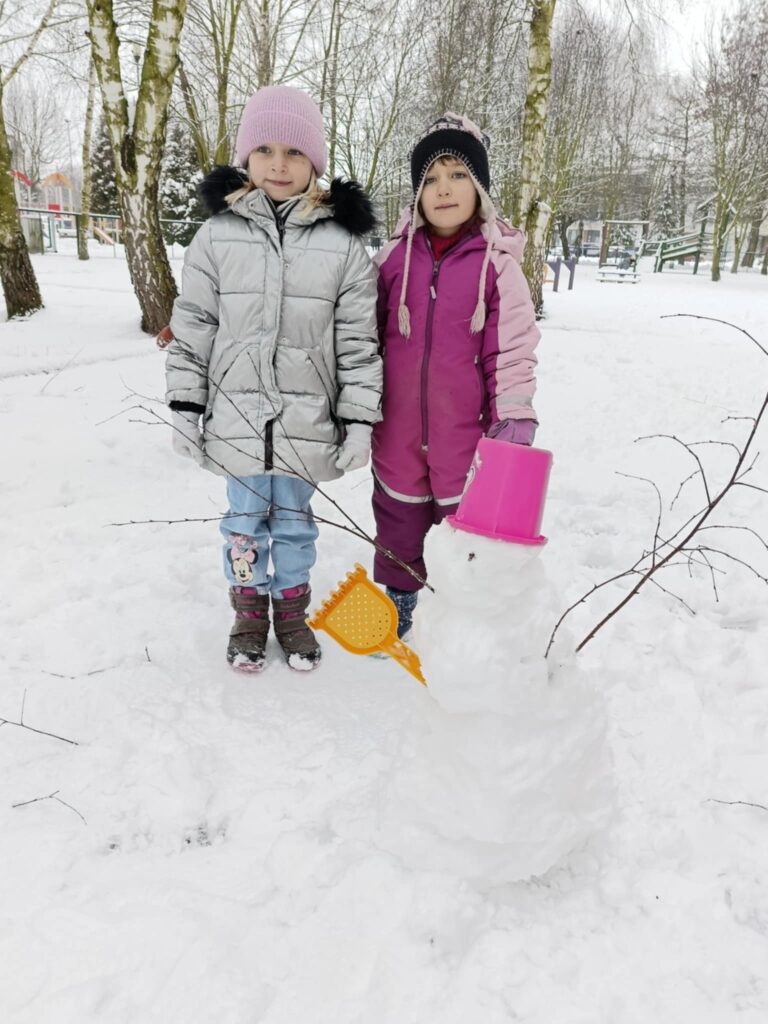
[371, 114, 540, 639]
[164, 86, 382, 673]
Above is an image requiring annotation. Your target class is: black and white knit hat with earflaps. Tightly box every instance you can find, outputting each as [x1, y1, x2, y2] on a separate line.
[398, 113, 497, 338]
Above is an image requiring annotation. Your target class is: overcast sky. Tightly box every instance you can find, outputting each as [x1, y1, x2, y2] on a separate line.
[577, 0, 742, 74]
[659, 0, 740, 72]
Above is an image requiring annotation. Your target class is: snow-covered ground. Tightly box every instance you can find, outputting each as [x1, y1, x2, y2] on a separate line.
[1, 247, 767, 1022]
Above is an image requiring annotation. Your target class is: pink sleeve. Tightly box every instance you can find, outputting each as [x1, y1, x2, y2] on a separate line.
[481, 250, 540, 423]
[373, 237, 402, 341]
[373, 235, 402, 272]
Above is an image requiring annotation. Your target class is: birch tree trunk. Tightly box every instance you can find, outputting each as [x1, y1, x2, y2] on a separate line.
[0, 75, 43, 318]
[78, 61, 98, 262]
[86, 0, 187, 334]
[512, 0, 557, 318]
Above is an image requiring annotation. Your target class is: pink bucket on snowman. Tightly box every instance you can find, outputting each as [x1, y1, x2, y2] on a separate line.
[446, 437, 552, 545]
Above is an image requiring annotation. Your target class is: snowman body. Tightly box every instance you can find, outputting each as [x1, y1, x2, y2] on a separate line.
[383, 524, 613, 884]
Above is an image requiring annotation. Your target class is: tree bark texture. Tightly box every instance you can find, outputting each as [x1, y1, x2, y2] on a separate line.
[711, 193, 727, 283]
[513, 0, 557, 318]
[78, 61, 98, 261]
[87, 0, 187, 334]
[0, 77, 43, 319]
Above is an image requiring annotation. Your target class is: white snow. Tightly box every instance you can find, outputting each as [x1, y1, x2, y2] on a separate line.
[1, 249, 767, 1022]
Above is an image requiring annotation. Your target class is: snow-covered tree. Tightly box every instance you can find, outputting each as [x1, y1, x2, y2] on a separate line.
[513, 0, 558, 318]
[3, 76, 67, 189]
[608, 222, 635, 250]
[545, 4, 609, 259]
[86, 0, 188, 333]
[78, 62, 98, 261]
[160, 121, 204, 246]
[654, 173, 678, 237]
[697, 0, 768, 281]
[0, 0, 59, 319]
[89, 114, 118, 214]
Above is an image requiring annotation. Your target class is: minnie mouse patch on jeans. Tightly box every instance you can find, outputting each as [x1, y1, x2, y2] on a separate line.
[228, 534, 259, 584]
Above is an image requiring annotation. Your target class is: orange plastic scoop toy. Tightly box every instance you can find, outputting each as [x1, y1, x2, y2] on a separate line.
[307, 564, 426, 685]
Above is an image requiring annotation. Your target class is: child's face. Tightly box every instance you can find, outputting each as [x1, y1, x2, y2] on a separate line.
[420, 157, 478, 236]
[247, 143, 313, 201]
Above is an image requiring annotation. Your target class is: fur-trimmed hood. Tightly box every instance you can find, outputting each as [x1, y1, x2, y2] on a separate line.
[198, 165, 376, 236]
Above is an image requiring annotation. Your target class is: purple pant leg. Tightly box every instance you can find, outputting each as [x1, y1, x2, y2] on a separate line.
[372, 481, 458, 592]
[432, 502, 458, 525]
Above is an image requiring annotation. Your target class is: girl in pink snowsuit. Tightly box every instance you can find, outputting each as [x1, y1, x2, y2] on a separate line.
[372, 114, 540, 636]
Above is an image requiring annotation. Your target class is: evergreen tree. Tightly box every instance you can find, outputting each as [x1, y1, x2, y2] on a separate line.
[160, 122, 204, 247]
[90, 115, 118, 215]
[608, 222, 636, 250]
[655, 174, 678, 238]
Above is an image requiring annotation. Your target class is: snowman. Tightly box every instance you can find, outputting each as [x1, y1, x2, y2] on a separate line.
[381, 439, 614, 884]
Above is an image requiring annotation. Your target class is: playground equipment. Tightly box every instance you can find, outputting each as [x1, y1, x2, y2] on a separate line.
[11, 170, 32, 207]
[40, 171, 74, 217]
[544, 258, 573, 290]
[595, 219, 645, 282]
[16, 206, 202, 259]
[599, 219, 647, 266]
[597, 264, 640, 283]
[308, 564, 426, 685]
[18, 208, 59, 252]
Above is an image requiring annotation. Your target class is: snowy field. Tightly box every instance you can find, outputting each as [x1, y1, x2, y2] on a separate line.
[1, 247, 767, 1022]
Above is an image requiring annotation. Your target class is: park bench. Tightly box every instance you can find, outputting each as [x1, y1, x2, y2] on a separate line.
[653, 232, 704, 273]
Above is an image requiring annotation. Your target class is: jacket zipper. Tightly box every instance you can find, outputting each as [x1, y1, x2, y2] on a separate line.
[264, 418, 274, 471]
[420, 259, 441, 451]
[265, 200, 287, 469]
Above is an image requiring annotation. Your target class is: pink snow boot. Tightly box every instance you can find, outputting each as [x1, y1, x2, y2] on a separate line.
[272, 584, 322, 671]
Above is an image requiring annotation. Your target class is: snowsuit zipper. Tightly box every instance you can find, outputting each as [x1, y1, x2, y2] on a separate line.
[420, 259, 441, 451]
[475, 353, 485, 420]
[419, 230, 474, 452]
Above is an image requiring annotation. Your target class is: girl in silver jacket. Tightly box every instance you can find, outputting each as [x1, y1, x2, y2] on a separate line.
[165, 86, 382, 673]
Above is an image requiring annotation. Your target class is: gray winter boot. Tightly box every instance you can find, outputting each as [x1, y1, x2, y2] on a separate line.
[227, 587, 270, 673]
[272, 585, 322, 671]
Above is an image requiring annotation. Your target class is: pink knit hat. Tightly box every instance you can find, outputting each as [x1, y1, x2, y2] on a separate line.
[235, 86, 327, 175]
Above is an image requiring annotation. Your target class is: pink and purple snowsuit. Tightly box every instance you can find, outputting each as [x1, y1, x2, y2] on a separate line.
[371, 213, 540, 591]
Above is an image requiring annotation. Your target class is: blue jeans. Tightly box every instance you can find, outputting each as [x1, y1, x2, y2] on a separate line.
[221, 475, 318, 594]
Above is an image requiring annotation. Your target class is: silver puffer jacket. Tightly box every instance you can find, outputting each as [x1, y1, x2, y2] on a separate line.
[166, 168, 382, 482]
